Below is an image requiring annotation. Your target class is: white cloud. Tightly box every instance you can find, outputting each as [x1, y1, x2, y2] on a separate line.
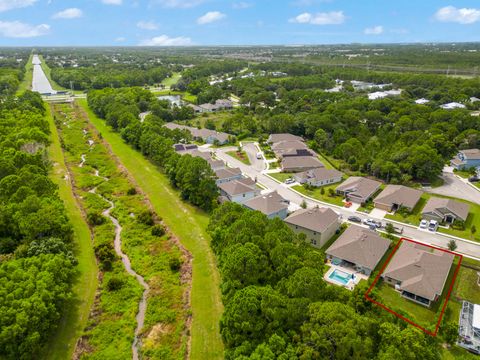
[154, 0, 205, 8]
[0, 21, 50, 38]
[139, 34, 192, 46]
[232, 2, 251, 9]
[52, 8, 83, 19]
[289, 11, 345, 25]
[137, 21, 159, 30]
[364, 25, 383, 35]
[197, 11, 226, 25]
[434, 6, 480, 24]
[102, 0, 122, 5]
[115, 37, 126, 42]
[0, 0, 37, 12]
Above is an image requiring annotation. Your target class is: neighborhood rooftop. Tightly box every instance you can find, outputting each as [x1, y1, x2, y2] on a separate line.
[296, 168, 344, 183]
[335, 176, 381, 200]
[215, 167, 242, 180]
[326, 225, 390, 271]
[244, 191, 289, 215]
[285, 207, 339, 234]
[383, 241, 454, 301]
[422, 197, 470, 222]
[281, 156, 324, 171]
[374, 185, 423, 211]
[218, 178, 256, 196]
[267, 133, 303, 143]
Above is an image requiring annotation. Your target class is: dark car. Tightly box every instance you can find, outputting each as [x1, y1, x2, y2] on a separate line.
[469, 176, 479, 183]
[348, 216, 362, 223]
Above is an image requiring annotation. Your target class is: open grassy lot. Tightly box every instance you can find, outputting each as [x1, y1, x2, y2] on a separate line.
[77, 99, 224, 360]
[293, 184, 345, 207]
[269, 172, 295, 183]
[317, 153, 335, 170]
[190, 111, 232, 130]
[17, 54, 33, 94]
[152, 89, 197, 103]
[161, 72, 181, 87]
[40, 105, 98, 360]
[226, 150, 251, 165]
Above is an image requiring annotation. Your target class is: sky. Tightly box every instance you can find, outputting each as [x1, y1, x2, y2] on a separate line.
[0, 0, 479, 46]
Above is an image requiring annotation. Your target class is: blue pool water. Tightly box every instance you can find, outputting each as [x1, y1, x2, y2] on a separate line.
[329, 269, 353, 285]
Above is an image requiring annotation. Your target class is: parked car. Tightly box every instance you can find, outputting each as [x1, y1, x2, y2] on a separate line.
[284, 178, 295, 184]
[419, 219, 428, 229]
[363, 218, 381, 228]
[428, 220, 439, 232]
[256, 152, 263, 160]
[469, 176, 479, 183]
[348, 216, 362, 223]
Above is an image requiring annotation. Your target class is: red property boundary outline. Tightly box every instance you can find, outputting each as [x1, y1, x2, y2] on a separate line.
[364, 237, 463, 336]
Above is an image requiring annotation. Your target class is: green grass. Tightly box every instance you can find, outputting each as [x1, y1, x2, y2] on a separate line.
[269, 172, 295, 183]
[292, 184, 345, 207]
[226, 150, 251, 165]
[161, 72, 181, 87]
[77, 99, 224, 360]
[191, 111, 232, 130]
[384, 193, 429, 226]
[453, 169, 473, 179]
[17, 53, 33, 94]
[152, 89, 197, 103]
[317, 153, 335, 170]
[40, 105, 98, 360]
[453, 261, 480, 304]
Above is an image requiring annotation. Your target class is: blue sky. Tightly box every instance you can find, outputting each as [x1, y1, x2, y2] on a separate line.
[0, 0, 479, 46]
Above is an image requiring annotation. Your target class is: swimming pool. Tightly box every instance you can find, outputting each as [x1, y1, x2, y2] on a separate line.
[328, 269, 354, 285]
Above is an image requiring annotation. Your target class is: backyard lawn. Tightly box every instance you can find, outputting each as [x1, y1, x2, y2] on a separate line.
[227, 150, 251, 165]
[269, 172, 295, 183]
[77, 99, 224, 360]
[292, 184, 345, 207]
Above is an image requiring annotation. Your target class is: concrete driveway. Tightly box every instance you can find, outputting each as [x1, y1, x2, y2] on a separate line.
[242, 142, 265, 172]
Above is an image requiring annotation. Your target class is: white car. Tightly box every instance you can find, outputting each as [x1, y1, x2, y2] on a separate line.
[419, 219, 428, 229]
[284, 178, 295, 184]
[256, 152, 263, 160]
[428, 220, 439, 232]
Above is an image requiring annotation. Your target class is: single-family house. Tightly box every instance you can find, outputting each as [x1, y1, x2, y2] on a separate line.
[295, 168, 344, 187]
[271, 141, 315, 158]
[215, 167, 243, 185]
[335, 177, 382, 204]
[243, 191, 290, 219]
[207, 159, 226, 171]
[325, 225, 390, 276]
[187, 104, 204, 113]
[373, 185, 423, 212]
[173, 143, 198, 154]
[281, 156, 324, 173]
[215, 99, 233, 110]
[267, 133, 304, 144]
[440, 102, 466, 110]
[451, 149, 480, 170]
[415, 98, 430, 105]
[285, 207, 340, 247]
[218, 178, 259, 204]
[382, 240, 454, 307]
[421, 197, 469, 224]
[164, 123, 230, 145]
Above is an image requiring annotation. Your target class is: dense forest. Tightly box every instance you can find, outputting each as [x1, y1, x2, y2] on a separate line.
[208, 203, 452, 359]
[87, 87, 219, 210]
[0, 90, 76, 359]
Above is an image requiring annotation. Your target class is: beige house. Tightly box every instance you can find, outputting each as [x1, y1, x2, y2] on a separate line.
[218, 178, 259, 204]
[284, 207, 340, 248]
[215, 167, 243, 185]
[335, 176, 382, 204]
[422, 197, 469, 224]
[325, 225, 390, 276]
[382, 240, 454, 307]
[295, 168, 344, 187]
[267, 133, 304, 144]
[374, 185, 422, 212]
[243, 191, 290, 219]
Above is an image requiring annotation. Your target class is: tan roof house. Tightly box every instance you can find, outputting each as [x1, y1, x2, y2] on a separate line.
[326, 225, 390, 276]
[218, 178, 259, 204]
[382, 240, 454, 307]
[421, 197, 469, 224]
[335, 176, 382, 204]
[295, 168, 344, 187]
[373, 185, 422, 212]
[267, 133, 304, 144]
[243, 191, 290, 219]
[281, 156, 324, 173]
[285, 207, 340, 248]
[215, 167, 242, 185]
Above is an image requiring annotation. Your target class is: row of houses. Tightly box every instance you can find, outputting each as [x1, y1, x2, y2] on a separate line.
[165, 123, 230, 145]
[187, 99, 233, 113]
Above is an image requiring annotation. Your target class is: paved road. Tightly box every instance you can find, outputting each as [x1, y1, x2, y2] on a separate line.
[425, 167, 480, 205]
[242, 142, 265, 172]
[213, 148, 480, 260]
[32, 55, 57, 95]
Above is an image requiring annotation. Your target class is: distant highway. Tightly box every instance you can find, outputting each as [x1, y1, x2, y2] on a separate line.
[31, 55, 57, 95]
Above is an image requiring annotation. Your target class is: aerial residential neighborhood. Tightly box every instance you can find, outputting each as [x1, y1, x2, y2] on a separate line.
[4, 2, 480, 358]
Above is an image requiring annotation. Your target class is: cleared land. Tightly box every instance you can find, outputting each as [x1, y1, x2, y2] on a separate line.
[41, 105, 98, 360]
[292, 184, 345, 207]
[77, 99, 224, 360]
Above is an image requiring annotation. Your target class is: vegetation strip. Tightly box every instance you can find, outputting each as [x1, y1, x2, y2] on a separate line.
[77, 98, 224, 360]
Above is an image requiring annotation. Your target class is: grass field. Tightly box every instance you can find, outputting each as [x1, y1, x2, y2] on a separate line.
[17, 53, 33, 94]
[77, 99, 224, 360]
[153, 89, 197, 103]
[161, 72, 181, 87]
[41, 105, 98, 360]
[226, 150, 251, 165]
[292, 184, 345, 207]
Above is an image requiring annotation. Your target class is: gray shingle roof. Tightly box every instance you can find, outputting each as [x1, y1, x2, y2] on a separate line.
[383, 241, 454, 301]
[244, 191, 289, 215]
[421, 197, 469, 222]
[281, 156, 324, 171]
[335, 176, 382, 200]
[374, 185, 422, 210]
[285, 207, 339, 233]
[218, 178, 257, 196]
[326, 225, 390, 270]
[296, 168, 344, 183]
[215, 167, 242, 180]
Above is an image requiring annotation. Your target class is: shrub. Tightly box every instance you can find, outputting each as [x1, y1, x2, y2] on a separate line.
[127, 187, 137, 195]
[169, 257, 182, 272]
[95, 243, 116, 271]
[138, 209, 154, 226]
[106, 276, 124, 291]
[151, 224, 166, 237]
[87, 211, 106, 226]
